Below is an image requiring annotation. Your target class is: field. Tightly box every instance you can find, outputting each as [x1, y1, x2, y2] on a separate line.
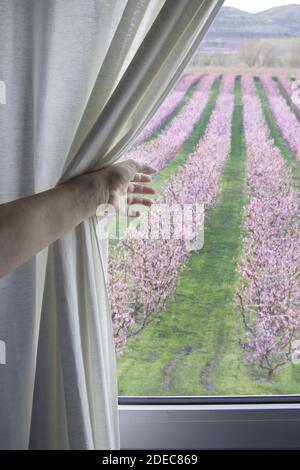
[107, 70, 300, 396]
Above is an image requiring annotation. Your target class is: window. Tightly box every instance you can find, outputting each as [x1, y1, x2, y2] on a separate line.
[109, 1, 300, 448]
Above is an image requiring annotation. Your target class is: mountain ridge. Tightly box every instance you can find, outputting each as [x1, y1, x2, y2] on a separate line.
[201, 4, 300, 52]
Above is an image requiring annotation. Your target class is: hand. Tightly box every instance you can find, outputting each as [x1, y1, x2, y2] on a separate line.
[101, 159, 157, 217]
[0, 159, 157, 277]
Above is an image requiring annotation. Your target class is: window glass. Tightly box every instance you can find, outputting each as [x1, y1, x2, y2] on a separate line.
[107, 1, 300, 396]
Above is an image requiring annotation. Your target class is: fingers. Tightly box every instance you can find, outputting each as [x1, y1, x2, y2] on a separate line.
[132, 173, 152, 183]
[127, 209, 141, 218]
[127, 182, 155, 195]
[127, 195, 153, 207]
[101, 160, 157, 216]
[107, 160, 157, 188]
[126, 163, 156, 213]
[126, 173, 155, 217]
[126, 159, 157, 176]
[137, 162, 157, 175]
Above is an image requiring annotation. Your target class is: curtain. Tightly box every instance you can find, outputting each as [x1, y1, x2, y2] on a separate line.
[0, 0, 223, 450]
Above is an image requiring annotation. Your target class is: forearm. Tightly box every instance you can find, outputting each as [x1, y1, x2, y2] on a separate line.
[0, 172, 109, 278]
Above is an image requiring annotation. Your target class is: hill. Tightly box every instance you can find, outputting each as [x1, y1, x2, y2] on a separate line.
[201, 4, 300, 52]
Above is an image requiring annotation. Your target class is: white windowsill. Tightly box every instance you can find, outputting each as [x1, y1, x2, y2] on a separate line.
[119, 402, 300, 449]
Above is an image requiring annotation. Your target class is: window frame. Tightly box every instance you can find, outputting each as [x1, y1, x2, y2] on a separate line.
[119, 396, 300, 449]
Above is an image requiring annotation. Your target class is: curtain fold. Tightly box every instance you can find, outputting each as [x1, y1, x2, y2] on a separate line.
[62, 0, 223, 179]
[0, 0, 223, 450]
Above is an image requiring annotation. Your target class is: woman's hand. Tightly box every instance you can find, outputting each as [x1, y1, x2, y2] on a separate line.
[98, 159, 157, 217]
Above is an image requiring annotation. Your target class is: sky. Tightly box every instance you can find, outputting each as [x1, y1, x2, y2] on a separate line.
[224, 0, 300, 13]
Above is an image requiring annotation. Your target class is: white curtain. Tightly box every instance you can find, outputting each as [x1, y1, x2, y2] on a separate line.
[0, 0, 223, 450]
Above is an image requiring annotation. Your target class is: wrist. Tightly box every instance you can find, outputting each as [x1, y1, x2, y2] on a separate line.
[69, 172, 110, 220]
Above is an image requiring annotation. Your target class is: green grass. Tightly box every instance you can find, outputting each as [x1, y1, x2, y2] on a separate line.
[256, 77, 300, 195]
[117, 77, 249, 395]
[116, 76, 300, 396]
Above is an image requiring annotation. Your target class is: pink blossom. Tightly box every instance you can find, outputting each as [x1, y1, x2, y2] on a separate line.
[121, 74, 218, 171]
[261, 76, 300, 165]
[237, 76, 300, 376]
[134, 73, 202, 145]
[109, 75, 236, 354]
